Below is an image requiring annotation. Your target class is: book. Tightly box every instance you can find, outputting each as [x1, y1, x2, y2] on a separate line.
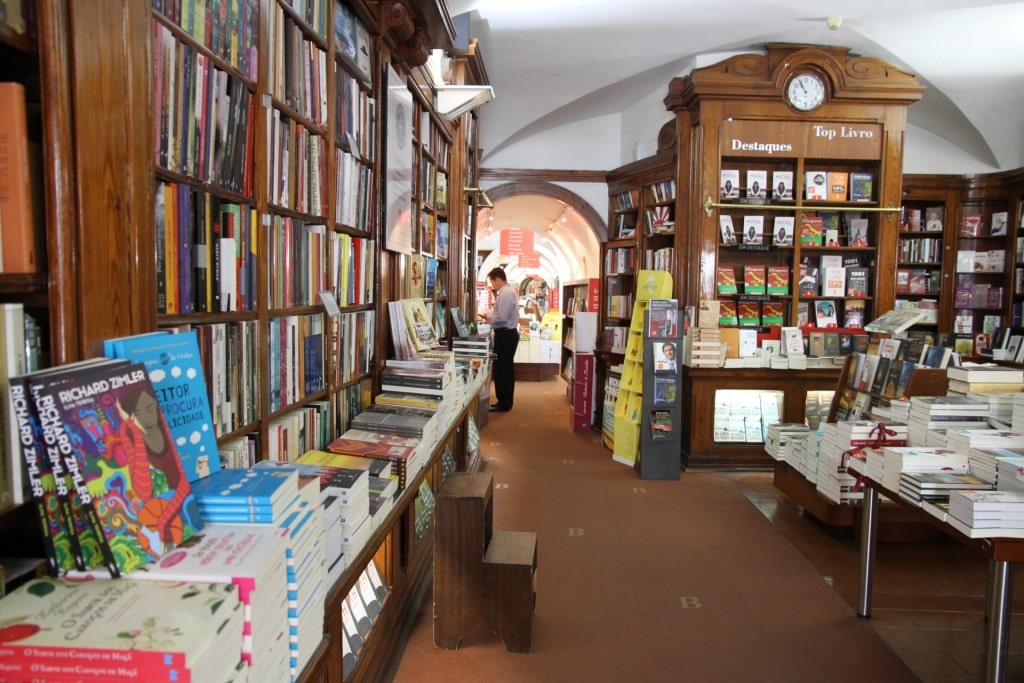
[103, 330, 221, 483]
[0, 82, 43, 273]
[849, 172, 873, 201]
[40, 361, 204, 575]
[0, 302, 27, 508]
[844, 300, 866, 329]
[946, 366, 1024, 383]
[960, 210, 984, 237]
[773, 216, 794, 245]
[720, 169, 739, 198]
[827, 171, 848, 201]
[815, 300, 838, 327]
[743, 265, 766, 294]
[746, 169, 767, 198]
[822, 267, 846, 297]
[846, 267, 870, 297]
[719, 215, 736, 244]
[772, 171, 793, 200]
[766, 266, 790, 295]
[804, 171, 827, 200]
[190, 466, 301, 508]
[650, 409, 673, 439]
[799, 214, 823, 245]
[847, 218, 869, 247]
[742, 215, 764, 244]
[991, 211, 1009, 236]
[400, 298, 440, 352]
[864, 309, 928, 335]
[716, 265, 737, 295]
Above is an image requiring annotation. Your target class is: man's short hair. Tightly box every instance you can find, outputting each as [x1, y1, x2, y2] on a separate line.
[487, 267, 507, 282]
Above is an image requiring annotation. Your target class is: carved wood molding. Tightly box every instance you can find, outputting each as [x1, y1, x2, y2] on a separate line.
[665, 43, 925, 112]
[377, 0, 453, 69]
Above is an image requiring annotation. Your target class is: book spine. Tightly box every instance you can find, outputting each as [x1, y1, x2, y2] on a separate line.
[0, 82, 39, 273]
[0, 644, 188, 681]
[9, 377, 59, 575]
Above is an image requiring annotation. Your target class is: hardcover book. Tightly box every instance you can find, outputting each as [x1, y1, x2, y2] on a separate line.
[103, 330, 221, 482]
[743, 265, 766, 294]
[960, 210, 984, 237]
[800, 214, 823, 245]
[400, 298, 440, 352]
[804, 171, 827, 200]
[815, 300, 838, 327]
[716, 266, 738, 295]
[718, 300, 739, 326]
[38, 361, 203, 576]
[742, 215, 765, 244]
[773, 216, 795, 245]
[847, 218, 869, 246]
[719, 215, 736, 244]
[846, 267, 870, 297]
[849, 172, 874, 201]
[772, 171, 793, 201]
[761, 301, 785, 326]
[720, 169, 740, 199]
[766, 266, 790, 295]
[746, 169, 767, 198]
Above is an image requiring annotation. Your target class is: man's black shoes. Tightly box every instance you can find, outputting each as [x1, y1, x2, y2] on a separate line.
[489, 404, 511, 412]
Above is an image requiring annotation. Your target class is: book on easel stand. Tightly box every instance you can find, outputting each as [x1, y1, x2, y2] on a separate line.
[637, 305, 683, 480]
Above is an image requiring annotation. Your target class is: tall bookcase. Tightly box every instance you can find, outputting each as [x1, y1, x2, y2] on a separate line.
[660, 44, 924, 469]
[0, 1, 491, 682]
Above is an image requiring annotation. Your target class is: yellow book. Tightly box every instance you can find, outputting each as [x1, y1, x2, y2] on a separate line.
[635, 269, 673, 301]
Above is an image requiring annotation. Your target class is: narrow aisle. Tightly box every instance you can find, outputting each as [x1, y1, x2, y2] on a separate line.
[389, 379, 917, 683]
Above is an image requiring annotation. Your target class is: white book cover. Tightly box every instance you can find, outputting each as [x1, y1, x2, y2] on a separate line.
[746, 169, 767, 198]
[773, 216, 795, 245]
[719, 215, 736, 244]
[805, 171, 828, 200]
[781, 327, 804, 356]
[772, 170, 793, 200]
[720, 169, 740, 198]
[0, 302, 26, 507]
[822, 267, 846, 297]
[742, 215, 765, 244]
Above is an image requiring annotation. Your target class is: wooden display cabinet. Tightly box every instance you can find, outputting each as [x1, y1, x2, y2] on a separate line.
[659, 44, 924, 468]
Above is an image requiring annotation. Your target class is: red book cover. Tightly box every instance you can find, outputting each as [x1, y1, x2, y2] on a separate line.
[800, 214, 823, 245]
[716, 265, 738, 294]
[767, 266, 790, 295]
[960, 210, 984, 237]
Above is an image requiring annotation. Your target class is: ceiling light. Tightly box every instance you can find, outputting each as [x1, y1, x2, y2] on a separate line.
[436, 86, 494, 121]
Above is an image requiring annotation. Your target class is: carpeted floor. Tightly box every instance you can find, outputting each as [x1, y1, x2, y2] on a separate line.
[390, 379, 919, 682]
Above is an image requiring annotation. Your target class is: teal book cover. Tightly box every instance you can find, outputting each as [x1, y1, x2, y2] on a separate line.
[104, 329, 221, 482]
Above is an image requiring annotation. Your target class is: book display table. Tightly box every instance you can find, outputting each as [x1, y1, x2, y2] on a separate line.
[858, 477, 1024, 682]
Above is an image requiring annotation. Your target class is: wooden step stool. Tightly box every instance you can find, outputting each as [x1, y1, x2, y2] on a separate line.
[483, 530, 538, 653]
[433, 472, 538, 652]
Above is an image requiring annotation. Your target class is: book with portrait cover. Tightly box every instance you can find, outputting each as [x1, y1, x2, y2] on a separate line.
[40, 361, 203, 576]
[401, 298, 440, 352]
[103, 330, 221, 483]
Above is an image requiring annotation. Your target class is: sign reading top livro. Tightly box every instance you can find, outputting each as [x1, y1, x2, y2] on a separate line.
[722, 119, 882, 160]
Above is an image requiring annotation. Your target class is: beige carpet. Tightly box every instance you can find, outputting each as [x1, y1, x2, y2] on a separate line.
[390, 379, 918, 682]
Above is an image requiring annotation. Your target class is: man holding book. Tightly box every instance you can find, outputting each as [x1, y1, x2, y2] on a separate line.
[480, 267, 519, 412]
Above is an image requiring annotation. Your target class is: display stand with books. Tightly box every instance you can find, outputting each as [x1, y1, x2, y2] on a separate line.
[637, 308, 683, 479]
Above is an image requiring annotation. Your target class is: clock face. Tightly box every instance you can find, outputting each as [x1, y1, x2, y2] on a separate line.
[786, 72, 826, 111]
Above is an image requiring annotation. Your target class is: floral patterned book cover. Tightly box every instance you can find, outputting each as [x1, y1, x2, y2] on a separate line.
[0, 576, 241, 681]
[39, 362, 203, 576]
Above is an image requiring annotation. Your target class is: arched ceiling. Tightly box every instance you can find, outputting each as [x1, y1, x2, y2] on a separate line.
[446, 0, 1024, 170]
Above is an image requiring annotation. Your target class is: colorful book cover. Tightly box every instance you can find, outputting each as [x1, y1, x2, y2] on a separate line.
[716, 266, 737, 295]
[800, 214, 823, 245]
[767, 266, 790, 295]
[190, 466, 300, 507]
[743, 265, 766, 294]
[401, 298, 440, 352]
[41, 361, 203, 575]
[738, 301, 761, 327]
[761, 301, 785, 326]
[0, 576, 241, 681]
[103, 330, 221, 483]
[718, 300, 739, 326]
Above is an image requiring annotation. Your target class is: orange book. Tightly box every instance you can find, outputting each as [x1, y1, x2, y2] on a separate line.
[828, 171, 849, 202]
[0, 82, 41, 273]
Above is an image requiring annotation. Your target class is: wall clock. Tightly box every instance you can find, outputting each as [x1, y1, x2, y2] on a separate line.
[786, 72, 826, 111]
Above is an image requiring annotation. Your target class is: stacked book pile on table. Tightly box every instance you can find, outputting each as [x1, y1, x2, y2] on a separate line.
[907, 395, 988, 447]
[940, 490, 1024, 538]
[764, 423, 810, 463]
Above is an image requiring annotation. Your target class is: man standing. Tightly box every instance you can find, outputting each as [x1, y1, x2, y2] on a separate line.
[482, 267, 519, 412]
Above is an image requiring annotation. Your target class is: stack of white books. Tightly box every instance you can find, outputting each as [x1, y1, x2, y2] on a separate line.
[944, 489, 1024, 538]
[1011, 393, 1024, 432]
[907, 395, 989, 446]
[966, 447, 1024, 486]
[879, 446, 970, 492]
[897, 470, 993, 506]
[769, 354, 790, 369]
[792, 428, 826, 484]
[973, 392, 1016, 428]
[787, 354, 808, 370]
[279, 498, 328, 680]
[816, 423, 865, 504]
[945, 428, 1024, 457]
[764, 423, 809, 463]
[130, 524, 290, 678]
[995, 456, 1024, 492]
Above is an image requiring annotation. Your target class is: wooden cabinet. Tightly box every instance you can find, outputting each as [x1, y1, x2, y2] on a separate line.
[657, 44, 924, 468]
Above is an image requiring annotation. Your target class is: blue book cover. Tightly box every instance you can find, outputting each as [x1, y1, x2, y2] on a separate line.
[190, 467, 300, 507]
[104, 329, 221, 483]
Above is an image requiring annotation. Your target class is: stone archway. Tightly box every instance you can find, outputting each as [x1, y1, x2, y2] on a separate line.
[483, 181, 608, 242]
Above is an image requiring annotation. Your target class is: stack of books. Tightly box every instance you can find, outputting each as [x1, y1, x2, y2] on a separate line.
[945, 428, 1024, 457]
[0, 576, 245, 682]
[879, 446, 970, 492]
[326, 428, 425, 491]
[352, 403, 438, 443]
[817, 423, 867, 504]
[764, 423, 810, 463]
[907, 395, 989, 447]
[790, 428, 826, 484]
[452, 333, 492, 358]
[897, 470, 993, 506]
[278, 496, 328, 679]
[190, 467, 302, 526]
[944, 489, 1024, 538]
[128, 524, 291, 677]
[1012, 393, 1024, 432]
[946, 365, 1024, 395]
[968, 447, 1024, 487]
[977, 392, 1016, 429]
